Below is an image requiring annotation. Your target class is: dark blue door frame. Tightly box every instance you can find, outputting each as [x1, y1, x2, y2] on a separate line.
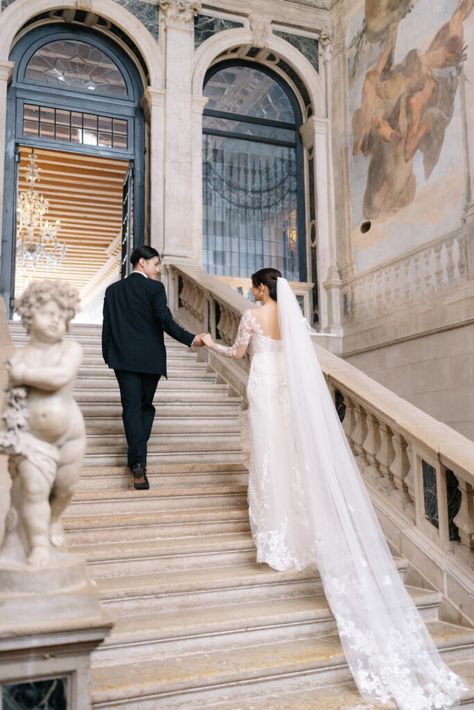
[1, 24, 146, 313]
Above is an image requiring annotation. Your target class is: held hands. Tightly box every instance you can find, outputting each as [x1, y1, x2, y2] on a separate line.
[192, 333, 209, 348]
[201, 334, 215, 349]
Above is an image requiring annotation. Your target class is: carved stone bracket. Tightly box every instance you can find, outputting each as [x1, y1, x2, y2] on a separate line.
[249, 16, 271, 49]
[159, 0, 201, 25]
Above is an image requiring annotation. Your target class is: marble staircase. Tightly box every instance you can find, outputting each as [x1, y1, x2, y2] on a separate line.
[9, 322, 474, 709]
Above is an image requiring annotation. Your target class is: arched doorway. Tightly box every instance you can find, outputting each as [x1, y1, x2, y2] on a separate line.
[202, 60, 306, 288]
[2, 22, 145, 317]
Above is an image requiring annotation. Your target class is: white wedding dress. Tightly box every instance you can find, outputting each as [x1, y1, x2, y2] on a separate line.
[214, 278, 466, 710]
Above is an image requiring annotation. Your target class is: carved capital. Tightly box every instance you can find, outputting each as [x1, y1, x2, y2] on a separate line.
[159, 0, 201, 25]
[299, 116, 317, 148]
[141, 87, 166, 119]
[319, 26, 333, 64]
[0, 61, 14, 84]
[249, 15, 271, 48]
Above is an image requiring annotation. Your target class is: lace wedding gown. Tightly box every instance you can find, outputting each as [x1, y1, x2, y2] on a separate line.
[214, 279, 466, 710]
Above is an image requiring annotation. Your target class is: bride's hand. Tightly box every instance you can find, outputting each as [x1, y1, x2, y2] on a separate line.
[202, 334, 215, 349]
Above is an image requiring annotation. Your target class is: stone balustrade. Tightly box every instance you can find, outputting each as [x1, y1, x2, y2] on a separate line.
[342, 231, 469, 324]
[167, 262, 474, 622]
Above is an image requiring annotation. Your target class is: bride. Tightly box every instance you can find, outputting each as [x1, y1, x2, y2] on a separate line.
[202, 267, 467, 710]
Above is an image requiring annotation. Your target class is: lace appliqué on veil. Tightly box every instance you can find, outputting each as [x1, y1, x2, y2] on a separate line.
[325, 573, 467, 709]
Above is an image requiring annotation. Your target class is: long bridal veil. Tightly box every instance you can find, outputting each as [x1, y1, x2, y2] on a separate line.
[276, 277, 466, 710]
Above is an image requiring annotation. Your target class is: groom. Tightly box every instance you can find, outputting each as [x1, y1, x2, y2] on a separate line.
[102, 246, 205, 490]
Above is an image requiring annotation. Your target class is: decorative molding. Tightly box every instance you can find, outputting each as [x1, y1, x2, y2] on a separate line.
[159, 0, 201, 25]
[194, 13, 243, 49]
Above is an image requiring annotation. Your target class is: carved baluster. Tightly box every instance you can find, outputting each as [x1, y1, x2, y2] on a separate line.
[423, 248, 433, 295]
[342, 394, 355, 450]
[456, 234, 467, 281]
[453, 477, 474, 560]
[403, 441, 417, 517]
[433, 242, 444, 294]
[352, 402, 368, 469]
[413, 253, 422, 299]
[445, 237, 455, 287]
[393, 262, 401, 305]
[407, 255, 416, 300]
[375, 420, 395, 492]
[390, 431, 413, 512]
[383, 267, 392, 310]
[361, 412, 380, 483]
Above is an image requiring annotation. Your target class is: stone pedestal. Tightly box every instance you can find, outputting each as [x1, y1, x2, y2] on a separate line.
[0, 552, 112, 710]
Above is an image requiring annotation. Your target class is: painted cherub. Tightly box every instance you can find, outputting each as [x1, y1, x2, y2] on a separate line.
[0, 280, 85, 567]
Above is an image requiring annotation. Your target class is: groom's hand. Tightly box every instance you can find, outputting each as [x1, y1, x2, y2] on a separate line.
[192, 333, 208, 347]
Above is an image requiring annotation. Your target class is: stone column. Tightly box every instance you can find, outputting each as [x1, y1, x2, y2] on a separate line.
[0, 60, 14, 305]
[159, 0, 201, 263]
[328, 19, 355, 281]
[142, 87, 166, 255]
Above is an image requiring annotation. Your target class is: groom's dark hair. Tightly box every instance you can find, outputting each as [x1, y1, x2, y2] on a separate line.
[130, 245, 160, 266]
[251, 268, 282, 301]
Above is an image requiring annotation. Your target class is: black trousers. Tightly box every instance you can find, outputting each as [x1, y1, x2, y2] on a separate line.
[114, 370, 160, 468]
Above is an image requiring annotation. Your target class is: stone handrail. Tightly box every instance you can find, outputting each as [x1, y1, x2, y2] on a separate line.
[342, 230, 469, 324]
[165, 263, 474, 623]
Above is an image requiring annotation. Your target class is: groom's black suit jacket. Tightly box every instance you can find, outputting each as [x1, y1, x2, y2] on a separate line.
[102, 272, 195, 377]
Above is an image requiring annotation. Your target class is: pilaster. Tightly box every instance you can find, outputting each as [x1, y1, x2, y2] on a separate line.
[159, 0, 201, 261]
[141, 87, 166, 254]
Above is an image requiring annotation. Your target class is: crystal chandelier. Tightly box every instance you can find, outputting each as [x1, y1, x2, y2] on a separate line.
[16, 150, 66, 268]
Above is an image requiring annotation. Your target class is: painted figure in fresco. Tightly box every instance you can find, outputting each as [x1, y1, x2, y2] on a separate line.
[353, 0, 474, 219]
[0, 280, 85, 567]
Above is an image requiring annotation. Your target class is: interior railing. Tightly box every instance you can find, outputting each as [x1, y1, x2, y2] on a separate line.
[163, 262, 474, 624]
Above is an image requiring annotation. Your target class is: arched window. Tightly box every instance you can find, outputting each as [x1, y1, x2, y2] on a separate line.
[24, 39, 128, 97]
[203, 61, 306, 281]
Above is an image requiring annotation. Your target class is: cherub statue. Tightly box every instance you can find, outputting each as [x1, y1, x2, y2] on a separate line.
[0, 280, 85, 567]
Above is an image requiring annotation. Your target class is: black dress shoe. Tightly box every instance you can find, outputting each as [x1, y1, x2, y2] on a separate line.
[131, 463, 150, 490]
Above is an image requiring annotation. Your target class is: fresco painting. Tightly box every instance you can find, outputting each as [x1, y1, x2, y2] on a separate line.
[348, 0, 472, 270]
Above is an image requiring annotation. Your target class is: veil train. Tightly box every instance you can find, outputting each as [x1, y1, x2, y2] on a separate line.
[276, 277, 466, 710]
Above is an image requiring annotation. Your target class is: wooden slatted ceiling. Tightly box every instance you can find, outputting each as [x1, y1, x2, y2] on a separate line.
[14, 146, 128, 298]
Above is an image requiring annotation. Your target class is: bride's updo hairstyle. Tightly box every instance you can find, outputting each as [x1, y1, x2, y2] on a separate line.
[251, 268, 282, 301]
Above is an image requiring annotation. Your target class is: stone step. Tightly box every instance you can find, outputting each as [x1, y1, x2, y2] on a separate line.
[76, 388, 237, 404]
[76, 464, 248, 490]
[76, 532, 256, 577]
[80, 354, 200, 366]
[97, 563, 322, 615]
[93, 585, 442, 665]
[83, 450, 245, 466]
[76, 378, 225, 391]
[91, 623, 474, 708]
[64, 505, 250, 544]
[78, 363, 211, 378]
[96, 558, 408, 616]
[84, 417, 239, 435]
[80, 402, 241, 418]
[77, 371, 217, 385]
[148, 659, 474, 710]
[70, 485, 248, 516]
[85, 432, 242, 453]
